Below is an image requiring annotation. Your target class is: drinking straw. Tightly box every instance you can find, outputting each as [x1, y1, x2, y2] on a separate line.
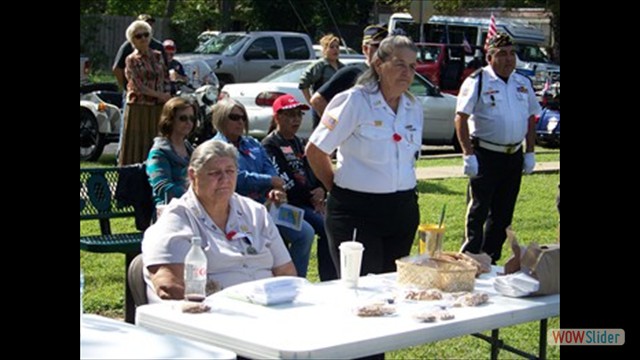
[438, 204, 447, 228]
[352, 228, 357, 242]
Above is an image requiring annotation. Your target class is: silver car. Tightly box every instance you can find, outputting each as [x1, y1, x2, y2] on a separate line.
[220, 59, 459, 150]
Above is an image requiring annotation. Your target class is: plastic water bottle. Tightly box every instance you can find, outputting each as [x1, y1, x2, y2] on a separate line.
[184, 236, 207, 302]
[80, 268, 84, 327]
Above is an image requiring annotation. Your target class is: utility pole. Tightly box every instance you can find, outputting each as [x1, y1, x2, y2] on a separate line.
[220, 0, 234, 32]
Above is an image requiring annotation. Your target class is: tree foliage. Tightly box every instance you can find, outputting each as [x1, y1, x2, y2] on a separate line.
[81, 0, 559, 65]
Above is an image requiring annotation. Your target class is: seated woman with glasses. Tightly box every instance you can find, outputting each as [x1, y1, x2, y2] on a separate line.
[142, 140, 297, 302]
[211, 98, 315, 278]
[146, 97, 196, 206]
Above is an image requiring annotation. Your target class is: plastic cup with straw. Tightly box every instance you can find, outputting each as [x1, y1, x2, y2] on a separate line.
[339, 227, 364, 288]
[419, 205, 447, 257]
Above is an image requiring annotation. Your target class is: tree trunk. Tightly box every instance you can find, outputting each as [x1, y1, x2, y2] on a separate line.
[164, 0, 177, 18]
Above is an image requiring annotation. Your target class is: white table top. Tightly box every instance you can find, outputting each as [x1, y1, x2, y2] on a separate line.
[136, 268, 559, 359]
[81, 313, 236, 359]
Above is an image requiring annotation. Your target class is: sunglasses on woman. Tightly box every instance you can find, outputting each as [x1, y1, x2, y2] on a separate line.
[178, 115, 196, 122]
[228, 114, 247, 122]
[134, 32, 150, 40]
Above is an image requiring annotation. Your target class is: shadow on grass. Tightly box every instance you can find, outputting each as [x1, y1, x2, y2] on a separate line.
[416, 180, 464, 195]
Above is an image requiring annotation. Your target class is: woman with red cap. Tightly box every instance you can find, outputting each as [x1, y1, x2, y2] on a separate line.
[262, 94, 337, 281]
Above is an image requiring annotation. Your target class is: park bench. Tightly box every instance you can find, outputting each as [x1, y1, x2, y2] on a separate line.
[80, 165, 152, 323]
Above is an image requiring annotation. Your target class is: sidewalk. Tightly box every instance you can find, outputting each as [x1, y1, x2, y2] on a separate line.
[416, 161, 560, 180]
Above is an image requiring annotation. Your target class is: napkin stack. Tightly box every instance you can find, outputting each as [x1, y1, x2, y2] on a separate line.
[248, 277, 302, 305]
[224, 276, 307, 306]
[493, 272, 539, 297]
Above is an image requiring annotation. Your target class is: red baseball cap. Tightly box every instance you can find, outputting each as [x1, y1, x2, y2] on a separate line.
[163, 39, 176, 52]
[272, 94, 309, 116]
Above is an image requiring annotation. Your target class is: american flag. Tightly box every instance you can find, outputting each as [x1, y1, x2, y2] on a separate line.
[462, 33, 472, 53]
[542, 77, 551, 93]
[484, 13, 497, 51]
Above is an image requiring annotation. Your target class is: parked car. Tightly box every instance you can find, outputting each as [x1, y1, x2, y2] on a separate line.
[196, 30, 220, 48]
[312, 44, 360, 58]
[535, 88, 560, 148]
[176, 31, 314, 87]
[220, 59, 460, 150]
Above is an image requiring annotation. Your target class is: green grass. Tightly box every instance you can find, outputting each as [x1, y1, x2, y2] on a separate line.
[81, 172, 560, 359]
[80, 153, 117, 168]
[89, 70, 117, 84]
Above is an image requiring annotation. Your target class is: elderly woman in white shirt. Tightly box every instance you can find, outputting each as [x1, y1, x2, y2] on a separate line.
[142, 140, 296, 303]
[306, 35, 422, 278]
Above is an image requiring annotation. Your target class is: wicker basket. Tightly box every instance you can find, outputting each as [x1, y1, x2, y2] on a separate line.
[396, 255, 476, 292]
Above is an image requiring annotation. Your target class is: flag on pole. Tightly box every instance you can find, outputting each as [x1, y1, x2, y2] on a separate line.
[542, 77, 551, 93]
[462, 33, 472, 54]
[484, 13, 497, 51]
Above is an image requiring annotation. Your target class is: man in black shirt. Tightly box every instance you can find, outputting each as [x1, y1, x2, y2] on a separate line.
[309, 24, 388, 116]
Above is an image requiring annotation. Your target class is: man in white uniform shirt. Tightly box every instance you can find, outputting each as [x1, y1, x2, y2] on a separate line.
[454, 33, 541, 263]
[306, 35, 422, 280]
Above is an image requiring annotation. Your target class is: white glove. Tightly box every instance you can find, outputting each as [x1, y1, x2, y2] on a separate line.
[523, 152, 536, 174]
[463, 154, 478, 177]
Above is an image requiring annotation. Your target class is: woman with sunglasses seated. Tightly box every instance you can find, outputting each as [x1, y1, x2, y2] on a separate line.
[210, 99, 315, 278]
[146, 97, 197, 206]
[142, 140, 297, 303]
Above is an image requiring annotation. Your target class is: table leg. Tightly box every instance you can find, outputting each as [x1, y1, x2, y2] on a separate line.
[490, 329, 500, 360]
[539, 318, 548, 360]
[124, 252, 138, 324]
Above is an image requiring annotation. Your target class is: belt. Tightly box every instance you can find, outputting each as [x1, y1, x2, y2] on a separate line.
[476, 139, 522, 154]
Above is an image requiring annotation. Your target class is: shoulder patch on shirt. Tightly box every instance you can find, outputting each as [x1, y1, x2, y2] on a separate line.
[468, 68, 482, 79]
[321, 115, 338, 130]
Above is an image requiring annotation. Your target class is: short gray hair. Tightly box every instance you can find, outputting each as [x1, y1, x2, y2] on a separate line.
[356, 35, 418, 89]
[189, 140, 238, 174]
[211, 98, 249, 135]
[125, 20, 152, 43]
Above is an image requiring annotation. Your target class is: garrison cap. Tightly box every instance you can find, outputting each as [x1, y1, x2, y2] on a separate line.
[487, 32, 514, 49]
[363, 24, 388, 45]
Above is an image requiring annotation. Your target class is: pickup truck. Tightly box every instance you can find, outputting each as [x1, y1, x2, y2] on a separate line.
[176, 31, 314, 87]
[415, 43, 486, 96]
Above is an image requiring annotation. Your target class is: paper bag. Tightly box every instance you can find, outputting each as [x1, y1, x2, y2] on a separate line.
[504, 228, 560, 295]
